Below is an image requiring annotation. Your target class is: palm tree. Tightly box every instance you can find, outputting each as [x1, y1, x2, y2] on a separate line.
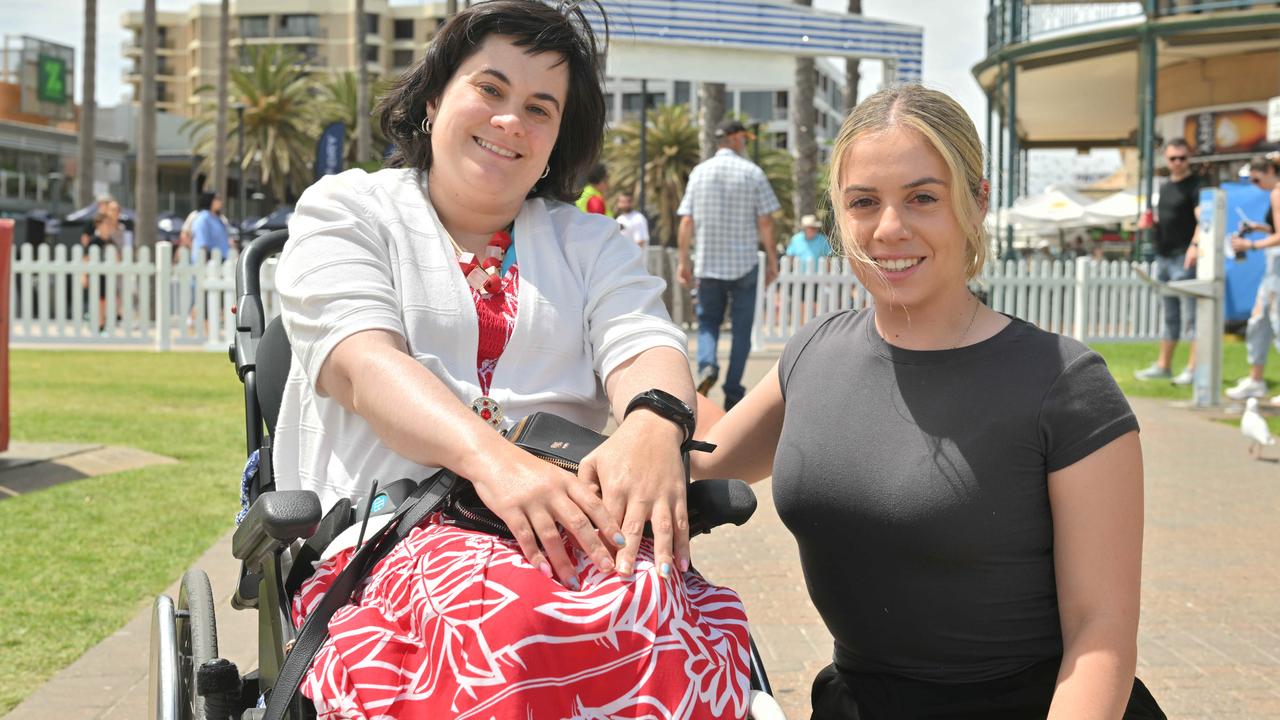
[185, 45, 317, 201]
[604, 104, 702, 247]
[214, 0, 229, 201]
[752, 126, 796, 250]
[697, 82, 725, 160]
[355, 0, 372, 164]
[76, 0, 96, 208]
[845, 0, 862, 113]
[136, 0, 157, 248]
[792, 0, 818, 224]
[314, 71, 392, 168]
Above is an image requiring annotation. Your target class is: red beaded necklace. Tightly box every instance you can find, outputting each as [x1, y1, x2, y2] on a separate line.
[454, 227, 514, 296]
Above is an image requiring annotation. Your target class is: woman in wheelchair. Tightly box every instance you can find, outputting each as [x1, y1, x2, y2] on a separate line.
[690, 85, 1164, 719]
[269, 2, 750, 717]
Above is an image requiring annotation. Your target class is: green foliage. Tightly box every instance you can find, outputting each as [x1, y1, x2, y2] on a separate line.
[604, 104, 702, 246]
[185, 45, 322, 200]
[312, 71, 395, 166]
[0, 351, 242, 713]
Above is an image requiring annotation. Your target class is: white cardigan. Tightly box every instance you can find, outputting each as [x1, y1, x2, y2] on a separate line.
[271, 168, 687, 509]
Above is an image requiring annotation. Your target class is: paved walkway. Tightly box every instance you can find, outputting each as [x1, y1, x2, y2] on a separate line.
[7, 347, 1280, 718]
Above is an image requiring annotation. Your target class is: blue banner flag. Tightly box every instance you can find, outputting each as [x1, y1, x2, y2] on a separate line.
[315, 121, 346, 179]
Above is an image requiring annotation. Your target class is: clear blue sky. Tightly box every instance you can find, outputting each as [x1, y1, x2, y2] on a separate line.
[11, 0, 989, 126]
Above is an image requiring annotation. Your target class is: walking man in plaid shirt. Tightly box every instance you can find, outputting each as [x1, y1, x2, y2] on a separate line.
[677, 119, 781, 410]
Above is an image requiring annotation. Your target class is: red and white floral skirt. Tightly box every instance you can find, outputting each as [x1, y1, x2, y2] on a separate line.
[291, 517, 752, 719]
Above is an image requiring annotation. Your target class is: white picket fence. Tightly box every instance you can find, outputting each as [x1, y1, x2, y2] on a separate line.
[755, 254, 1166, 345]
[7, 244, 1165, 350]
[8, 241, 278, 350]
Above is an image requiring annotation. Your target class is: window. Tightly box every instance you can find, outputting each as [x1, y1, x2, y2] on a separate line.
[394, 19, 414, 39]
[365, 45, 379, 63]
[674, 81, 690, 105]
[278, 14, 319, 38]
[297, 45, 320, 64]
[393, 49, 414, 67]
[365, 13, 380, 35]
[773, 131, 788, 150]
[739, 91, 773, 123]
[621, 92, 665, 120]
[239, 15, 269, 39]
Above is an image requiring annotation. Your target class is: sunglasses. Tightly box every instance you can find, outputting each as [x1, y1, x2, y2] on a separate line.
[1167, 155, 1188, 162]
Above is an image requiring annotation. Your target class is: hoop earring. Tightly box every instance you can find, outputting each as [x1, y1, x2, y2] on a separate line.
[420, 116, 432, 135]
[540, 165, 550, 180]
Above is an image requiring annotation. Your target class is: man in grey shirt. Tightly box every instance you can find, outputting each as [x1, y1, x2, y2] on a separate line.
[677, 120, 781, 409]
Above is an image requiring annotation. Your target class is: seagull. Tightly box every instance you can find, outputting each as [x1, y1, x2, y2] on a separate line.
[1241, 397, 1274, 458]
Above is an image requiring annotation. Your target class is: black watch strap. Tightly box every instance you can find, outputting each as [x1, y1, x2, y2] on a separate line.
[624, 389, 696, 446]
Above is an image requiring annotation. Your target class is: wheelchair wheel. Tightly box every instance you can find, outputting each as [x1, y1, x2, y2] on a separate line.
[176, 569, 218, 720]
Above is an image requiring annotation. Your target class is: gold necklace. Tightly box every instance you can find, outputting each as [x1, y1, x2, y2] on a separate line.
[952, 296, 980, 350]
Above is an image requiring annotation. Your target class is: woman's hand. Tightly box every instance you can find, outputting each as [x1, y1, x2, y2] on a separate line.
[1231, 235, 1254, 253]
[470, 442, 626, 590]
[578, 412, 688, 579]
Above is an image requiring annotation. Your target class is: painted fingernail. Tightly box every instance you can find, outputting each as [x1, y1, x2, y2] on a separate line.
[599, 556, 615, 572]
[618, 560, 631, 576]
[567, 576, 581, 591]
[659, 562, 671, 579]
[538, 562, 553, 579]
[613, 533, 627, 547]
[679, 556, 690, 573]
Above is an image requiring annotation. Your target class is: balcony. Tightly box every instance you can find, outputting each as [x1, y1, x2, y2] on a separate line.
[986, 0, 1276, 52]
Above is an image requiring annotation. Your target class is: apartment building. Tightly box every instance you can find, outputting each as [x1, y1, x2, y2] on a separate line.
[121, 0, 450, 118]
[121, 0, 849, 155]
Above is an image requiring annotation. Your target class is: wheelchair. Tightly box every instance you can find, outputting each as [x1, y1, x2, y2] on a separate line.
[150, 228, 785, 719]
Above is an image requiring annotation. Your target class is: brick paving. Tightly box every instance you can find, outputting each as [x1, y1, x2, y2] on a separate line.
[7, 344, 1280, 719]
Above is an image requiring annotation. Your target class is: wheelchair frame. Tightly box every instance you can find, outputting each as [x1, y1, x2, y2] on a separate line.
[150, 228, 784, 720]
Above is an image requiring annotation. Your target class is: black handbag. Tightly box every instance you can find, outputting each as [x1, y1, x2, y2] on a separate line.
[442, 411, 609, 537]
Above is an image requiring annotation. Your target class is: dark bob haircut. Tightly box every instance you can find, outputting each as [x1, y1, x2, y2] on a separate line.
[377, 0, 607, 203]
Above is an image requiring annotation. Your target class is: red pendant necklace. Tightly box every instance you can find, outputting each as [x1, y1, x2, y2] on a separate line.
[453, 227, 514, 296]
[448, 225, 516, 428]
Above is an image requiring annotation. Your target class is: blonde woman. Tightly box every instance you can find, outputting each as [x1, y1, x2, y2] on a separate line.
[692, 85, 1164, 718]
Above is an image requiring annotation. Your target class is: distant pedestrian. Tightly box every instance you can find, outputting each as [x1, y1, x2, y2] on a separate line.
[785, 214, 831, 270]
[1134, 138, 1200, 385]
[1226, 152, 1280, 400]
[78, 193, 114, 249]
[677, 119, 781, 408]
[614, 192, 649, 249]
[191, 191, 230, 262]
[575, 163, 611, 216]
[786, 214, 832, 319]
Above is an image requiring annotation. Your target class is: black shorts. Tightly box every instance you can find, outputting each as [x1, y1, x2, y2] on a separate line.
[810, 658, 1166, 720]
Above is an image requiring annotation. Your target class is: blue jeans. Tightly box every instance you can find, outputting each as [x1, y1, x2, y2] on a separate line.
[696, 269, 757, 405]
[1156, 253, 1195, 342]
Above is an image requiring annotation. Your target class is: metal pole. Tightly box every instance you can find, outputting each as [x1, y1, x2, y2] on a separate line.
[753, 123, 761, 165]
[1138, 19, 1158, 260]
[638, 78, 648, 216]
[236, 105, 246, 233]
[1004, 0, 1020, 260]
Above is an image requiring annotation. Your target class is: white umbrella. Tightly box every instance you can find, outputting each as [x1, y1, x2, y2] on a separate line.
[1084, 190, 1142, 224]
[1007, 185, 1090, 228]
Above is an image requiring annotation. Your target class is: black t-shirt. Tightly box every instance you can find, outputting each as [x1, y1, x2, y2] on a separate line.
[1154, 174, 1201, 257]
[773, 309, 1138, 683]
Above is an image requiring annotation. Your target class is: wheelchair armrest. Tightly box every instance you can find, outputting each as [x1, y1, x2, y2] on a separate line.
[232, 490, 322, 573]
[688, 479, 757, 537]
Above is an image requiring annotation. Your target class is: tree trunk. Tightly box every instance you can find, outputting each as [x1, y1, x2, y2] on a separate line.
[77, 0, 97, 207]
[214, 0, 228, 201]
[355, 0, 372, 164]
[845, 0, 862, 113]
[698, 82, 725, 161]
[137, 0, 157, 248]
[792, 0, 817, 221]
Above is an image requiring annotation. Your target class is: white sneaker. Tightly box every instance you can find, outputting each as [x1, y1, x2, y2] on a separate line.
[1171, 368, 1194, 386]
[1226, 377, 1268, 400]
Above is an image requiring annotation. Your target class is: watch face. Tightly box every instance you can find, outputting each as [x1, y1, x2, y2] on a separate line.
[648, 389, 693, 417]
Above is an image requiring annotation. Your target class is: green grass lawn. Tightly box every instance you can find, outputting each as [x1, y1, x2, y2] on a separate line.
[0, 338, 1270, 713]
[0, 350, 243, 714]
